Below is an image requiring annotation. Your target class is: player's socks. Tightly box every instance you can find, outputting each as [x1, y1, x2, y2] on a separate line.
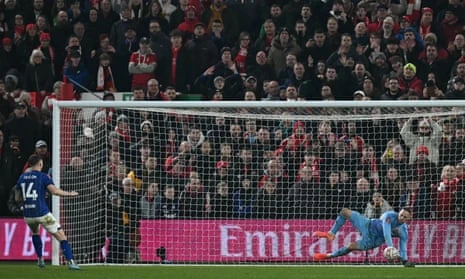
[60, 240, 74, 261]
[313, 253, 330, 261]
[314, 231, 335, 240]
[329, 215, 347, 235]
[32, 235, 43, 258]
[330, 246, 351, 258]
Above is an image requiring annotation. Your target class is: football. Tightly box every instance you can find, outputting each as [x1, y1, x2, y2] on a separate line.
[383, 247, 399, 260]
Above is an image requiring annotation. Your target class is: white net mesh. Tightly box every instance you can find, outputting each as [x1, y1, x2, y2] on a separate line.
[56, 101, 465, 265]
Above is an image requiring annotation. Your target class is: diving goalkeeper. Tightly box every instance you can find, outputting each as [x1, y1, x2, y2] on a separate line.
[313, 207, 415, 267]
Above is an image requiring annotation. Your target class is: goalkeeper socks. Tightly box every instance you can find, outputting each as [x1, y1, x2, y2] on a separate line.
[60, 240, 74, 261]
[32, 235, 43, 258]
[330, 246, 351, 258]
[330, 215, 346, 235]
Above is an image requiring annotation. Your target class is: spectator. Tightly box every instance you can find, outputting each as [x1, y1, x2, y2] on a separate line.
[253, 19, 276, 54]
[110, 6, 136, 50]
[400, 118, 442, 164]
[379, 166, 404, 211]
[92, 53, 116, 92]
[231, 32, 254, 75]
[140, 182, 162, 219]
[23, 49, 53, 106]
[176, 5, 200, 39]
[201, 0, 239, 44]
[446, 77, 465, 99]
[3, 101, 40, 162]
[184, 22, 218, 93]
[140, 1, 169, 37]
[63, 51, 90, 97]
[179, 171, 207, 218]
[158, 185, 180, 219]
[432, 165, 459, 219]
[18, 23, 40, 64]
[268, 27, 301, 77]
[0, 79, 15, 118]
[364, 191, 393, 218]
[99, 0, 121, 36]
[0, 135, 24, 216]
[351, 177, 372, 212]
[51, 11, 73, 76]
[208, 181, 233, 218]
[232, 175, 257, 218]
[398, 63, 423, 97]
[128, 37, 157, 89]
[323, 170, 352, 219]
[422, 72, 445, 100]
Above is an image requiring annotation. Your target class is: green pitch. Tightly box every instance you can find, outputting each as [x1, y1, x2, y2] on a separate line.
[1, 264, 465, 279]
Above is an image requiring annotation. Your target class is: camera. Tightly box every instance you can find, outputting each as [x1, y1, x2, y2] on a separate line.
[426, 80, 435, 87]
[334, 10, 342, 16]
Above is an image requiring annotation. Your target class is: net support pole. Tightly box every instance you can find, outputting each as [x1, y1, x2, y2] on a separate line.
[51, 100, 61, 266]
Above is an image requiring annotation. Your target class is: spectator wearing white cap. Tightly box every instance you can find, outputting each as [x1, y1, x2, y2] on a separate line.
[21, 140, 50, 173]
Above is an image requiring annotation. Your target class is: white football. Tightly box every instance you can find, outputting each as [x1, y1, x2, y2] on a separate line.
[383, 247, 399, 260]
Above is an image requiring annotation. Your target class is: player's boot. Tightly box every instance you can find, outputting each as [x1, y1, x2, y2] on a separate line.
[37, 259, 45, 268]
[67, 260, 80, 270]
[313, 253, 330, 261]
[314, 231, 335, 241]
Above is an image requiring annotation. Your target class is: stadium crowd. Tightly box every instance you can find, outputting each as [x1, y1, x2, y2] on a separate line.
[1, 0, 465, 263]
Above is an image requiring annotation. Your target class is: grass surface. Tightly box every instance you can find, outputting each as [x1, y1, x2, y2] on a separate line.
[1, 264, 465, 279]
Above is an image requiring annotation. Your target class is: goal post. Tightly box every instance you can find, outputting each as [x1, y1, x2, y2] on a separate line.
[52, 100, 465, 265]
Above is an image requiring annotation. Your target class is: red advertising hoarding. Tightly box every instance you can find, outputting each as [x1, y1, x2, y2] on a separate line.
[139, 220, 465, 263]
[0, 218, 52, 260]
[2, 218, 464, 263]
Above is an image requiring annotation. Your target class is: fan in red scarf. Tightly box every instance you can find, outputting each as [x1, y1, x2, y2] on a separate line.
[279, 121, 310, 152]
[115, 115, 132, 142]
[432, 165, 459, 219]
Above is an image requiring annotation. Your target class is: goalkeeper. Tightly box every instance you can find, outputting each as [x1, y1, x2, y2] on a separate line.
[313, 207, 414, 267]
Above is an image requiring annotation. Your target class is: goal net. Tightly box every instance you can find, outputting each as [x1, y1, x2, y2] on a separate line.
[53, 100, 465, 265]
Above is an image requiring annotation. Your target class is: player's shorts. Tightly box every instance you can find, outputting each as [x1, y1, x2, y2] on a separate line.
[25, 213, 61, 234]
[348, 211, 383, 250]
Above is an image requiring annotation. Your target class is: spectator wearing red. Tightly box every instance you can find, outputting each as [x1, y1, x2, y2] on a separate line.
[398, 63, 423, 96]
[166, 29, 188, 93]
[18, 23, 40, 62]
[418, 33, 449, 62]
[164, 141, 193, 181]
[176, 5, 200, 38]
[128, 37, 157, 89]
[232, 32, 254, 74]
[432, 165, 459, 219]
[416, 7, 436, 40]
[12, 14, 26, 42]
[37, 33, 55, 76]
[253, 19, 276, 55]
[0, 37, 22, 79]
[367, 5, 393, 33]
[95, 53, 116, 92]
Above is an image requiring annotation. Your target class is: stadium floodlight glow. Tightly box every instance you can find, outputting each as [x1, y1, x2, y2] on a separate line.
[53, 100, 465, 266]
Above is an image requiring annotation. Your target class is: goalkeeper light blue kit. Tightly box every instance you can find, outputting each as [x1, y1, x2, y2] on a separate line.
[327, 210, 408, 261]
[16, 170, 54, 217]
